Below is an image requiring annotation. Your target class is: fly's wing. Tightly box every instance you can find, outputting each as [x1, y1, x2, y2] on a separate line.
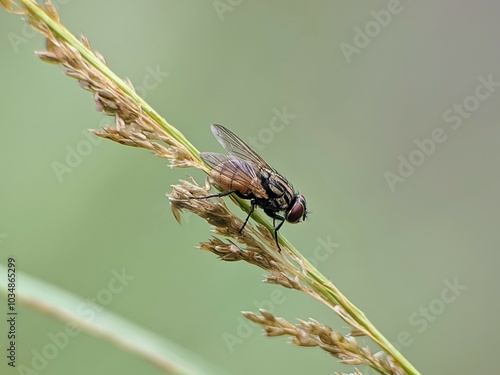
[200, 152, 261, 186]
[210, 124, 273, 170]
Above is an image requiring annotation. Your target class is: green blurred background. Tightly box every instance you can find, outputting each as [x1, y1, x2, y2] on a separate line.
[1, 1, 499, 374]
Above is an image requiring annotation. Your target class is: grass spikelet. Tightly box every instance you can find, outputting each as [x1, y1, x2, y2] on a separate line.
[244, 310, 405, 375]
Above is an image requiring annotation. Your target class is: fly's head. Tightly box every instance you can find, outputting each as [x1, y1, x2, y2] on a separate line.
[285, 194, 308, 224]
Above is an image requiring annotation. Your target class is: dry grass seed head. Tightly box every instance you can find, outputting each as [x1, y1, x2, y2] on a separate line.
[16, 1, 201, 170]
[243, 310, 406, 375]
[169, 178, 287, 272]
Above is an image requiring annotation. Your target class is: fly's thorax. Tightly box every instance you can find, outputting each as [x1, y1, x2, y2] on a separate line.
[259, 167, 295, 211]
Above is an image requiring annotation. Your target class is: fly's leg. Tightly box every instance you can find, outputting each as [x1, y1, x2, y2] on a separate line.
[189, 190, 255, 235]
[273, 218, 285, 252]
[188, 190, 236, 200]
[239, 200, 256, 233]
[265, 210, 286, 252]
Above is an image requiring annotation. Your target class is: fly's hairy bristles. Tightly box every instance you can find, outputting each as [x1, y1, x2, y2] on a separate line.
[243, 310, 405, 375]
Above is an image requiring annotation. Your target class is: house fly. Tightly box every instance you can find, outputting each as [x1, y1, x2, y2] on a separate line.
[193, 124, 307, 251]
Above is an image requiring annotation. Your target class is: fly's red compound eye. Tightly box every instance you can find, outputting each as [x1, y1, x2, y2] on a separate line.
[286, 195, 306, 223]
